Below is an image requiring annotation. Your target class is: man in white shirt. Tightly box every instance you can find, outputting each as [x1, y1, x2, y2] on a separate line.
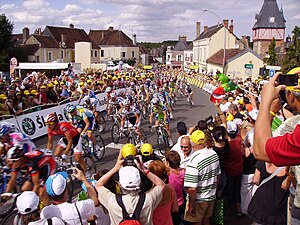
[41, 169, 98, 225]
[172, 136, 193, 169]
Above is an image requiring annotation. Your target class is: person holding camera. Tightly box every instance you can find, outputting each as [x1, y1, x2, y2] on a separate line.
[96, 147, 166, 225]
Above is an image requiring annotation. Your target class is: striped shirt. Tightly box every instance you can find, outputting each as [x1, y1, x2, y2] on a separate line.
[184, 148, 220, 202]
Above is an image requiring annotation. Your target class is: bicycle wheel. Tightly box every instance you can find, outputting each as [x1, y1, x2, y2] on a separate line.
[0, 209, 18, 225]
[0, 194, 18, 218]
[111, 123, 120, 144]
[93, 135, 105, 161]
[128, 134, 138, 146]
[66, 174, 74, 203]
[84, 156, 97, 174]
[156, 129, 167, 154]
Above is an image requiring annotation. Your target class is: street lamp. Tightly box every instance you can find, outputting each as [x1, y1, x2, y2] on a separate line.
[202, 9, 226, 74]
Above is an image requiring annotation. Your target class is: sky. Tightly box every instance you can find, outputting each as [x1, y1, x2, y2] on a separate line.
[0, 0, 299, 43]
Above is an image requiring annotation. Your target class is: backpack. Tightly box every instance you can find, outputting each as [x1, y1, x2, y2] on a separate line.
[116, 193, 146, 225]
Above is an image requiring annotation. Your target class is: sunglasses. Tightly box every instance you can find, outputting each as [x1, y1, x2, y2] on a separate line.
[180, 146, 189, 149]
[46, 122, 55, 125]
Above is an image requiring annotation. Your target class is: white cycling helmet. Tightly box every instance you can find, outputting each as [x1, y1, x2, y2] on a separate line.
[83, 96, 90, 102]
[123, 99, 130, 106]
[151, 98, 159, 105]
[105, 87, 112, 93]
[110, 92, 116, 98]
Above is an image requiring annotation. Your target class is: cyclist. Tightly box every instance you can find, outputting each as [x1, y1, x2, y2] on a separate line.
[6, 146, 56, 206]
[83, 96, 102, 126]
[66, 104, 97, 148]
[45, 113, 88, 173]
[149, 98, 173, 147]
[0, 124, 36, 155]
[120, 99, 142, 141]
[185, 83, 194, 105]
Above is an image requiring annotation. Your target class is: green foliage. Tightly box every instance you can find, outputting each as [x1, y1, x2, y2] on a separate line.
[283, 26, 300, 73]
[266, 37, 277, 66]
[0, 14, 14, 51]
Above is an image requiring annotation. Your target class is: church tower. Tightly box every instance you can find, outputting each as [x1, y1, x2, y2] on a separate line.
[252, 0, 286, 58]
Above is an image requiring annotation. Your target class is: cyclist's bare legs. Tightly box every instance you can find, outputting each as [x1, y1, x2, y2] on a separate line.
[74, 154, 87, 172]
[87, 131, 96, 146]
[54, 145, 64, 157]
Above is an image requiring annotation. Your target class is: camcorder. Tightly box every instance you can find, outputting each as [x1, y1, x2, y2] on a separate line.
[278, 74, 299, 106]
[123, 155, 140, 167]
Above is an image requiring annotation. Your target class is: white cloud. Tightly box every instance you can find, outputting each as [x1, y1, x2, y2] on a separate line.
[23, 0, 49, 9]
[63, 4, 82, 13]
[0, 3, 15, 10]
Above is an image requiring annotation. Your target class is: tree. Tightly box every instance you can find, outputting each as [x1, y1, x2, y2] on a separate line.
[283, 26, 300, 73]
[266, 37, 277, 66]
[0, 14, 14, 71]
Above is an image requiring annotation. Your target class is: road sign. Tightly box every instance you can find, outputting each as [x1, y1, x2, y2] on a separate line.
[269, 69, 275, 77]
[266, 65, 281, 70]
[244, 64, 253, 69]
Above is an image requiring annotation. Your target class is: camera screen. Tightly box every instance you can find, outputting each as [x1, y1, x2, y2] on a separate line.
[279, 74, 298, 86]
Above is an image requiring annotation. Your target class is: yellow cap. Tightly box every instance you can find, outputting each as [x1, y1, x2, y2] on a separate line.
[31, 90, 39, 95]
[24, 90, 30, 95]
[121, 143, 136, 158]
[0, 94, 7, 99]
[226, 113, 234, 121]
[238, 98, 244, 104]
[190, 130, 206, 145]
[98, 80, 104, 85]
[87, 80, 92, 83]
[140, 143, 153, 156]
[48, 83, 54, 88]
[112, 76, 117, 81]
[53, 80, 59, 85]
[40, 85, 46, 89]
[60, 82, 65, 85]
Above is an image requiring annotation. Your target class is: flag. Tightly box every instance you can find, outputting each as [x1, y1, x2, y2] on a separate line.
[210, 86, 225, 103]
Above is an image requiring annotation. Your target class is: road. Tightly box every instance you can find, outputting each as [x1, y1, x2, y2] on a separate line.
[34, 86, 253, 225]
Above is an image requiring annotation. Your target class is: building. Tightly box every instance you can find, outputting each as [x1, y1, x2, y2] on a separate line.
[21, 24, 100, 64]
[166, 35, 189, 68]
[139, 45, 149, 66]
[183, 43, 194, 70]
[252, 0, 286, 58]
[89, 27, 139, 64]
[193, 20, 242, 73]
[206, 48, 264, 80]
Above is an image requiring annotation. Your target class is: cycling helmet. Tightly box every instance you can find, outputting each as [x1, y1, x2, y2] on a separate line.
[83, 96, 90, 102]
[66, 104, 76, 113]
[105, 87, 112, 93]
[140, 143, 153, 156]
[110, 92, 116, 98]
[151, 98, 159, 105]
[0, 125, 11, 136]
[45, 113, 58, 124]
[123, 99, 130, 106]
[121, 143, 136, 158]
[7, 145, 24, 161]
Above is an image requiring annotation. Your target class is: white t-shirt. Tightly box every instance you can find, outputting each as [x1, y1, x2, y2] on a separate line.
[29, 217, 65, 225]
[220, 102, 231, 112]
[171, 135, 192, 168]
[95, 205, 111, 225]
[97, 186, 163, 225]
[40, 199, 95, 225]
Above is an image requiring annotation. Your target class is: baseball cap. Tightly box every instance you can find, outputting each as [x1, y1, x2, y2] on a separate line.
[176, 122, 187, 135]
[48, 83, 54, 88]
[249, 109, 259, 121]
[16, 191, 39, 215]
[119, 166, 141, 191]
[190, 130, 206, 145]
[0, 94, 7, 99]
[227, 121, 238, 134]
[24, 90, 30, 95]
[45, 172, 68, 196]
[31, 90, 38, 95]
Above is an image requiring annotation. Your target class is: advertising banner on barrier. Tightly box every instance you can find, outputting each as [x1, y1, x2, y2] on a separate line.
[0, 89, 124, 139]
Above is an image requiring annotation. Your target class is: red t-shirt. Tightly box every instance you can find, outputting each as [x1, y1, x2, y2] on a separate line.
[48, 122, 78, 138]
[266, 124, 300, 166]
[224, 135, 244, 177]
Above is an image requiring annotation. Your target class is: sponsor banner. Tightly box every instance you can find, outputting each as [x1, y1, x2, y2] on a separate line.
[1, 89, 125, 139]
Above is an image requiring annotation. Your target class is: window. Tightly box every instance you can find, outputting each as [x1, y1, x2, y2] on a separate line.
[61, 50, 64, 59]
[101, 50, 104, 57]
[178, 55, 182, 61]
[36, 56, 40, 62]
[167, 55, 170, 61]
[95, 50, 98, 58]
[91, 50, 93, 57]
[203, 48, 206, 62]
[48, 52, 52, 61]
[132, 51, 135, 58]
[122, 52, 126, 58]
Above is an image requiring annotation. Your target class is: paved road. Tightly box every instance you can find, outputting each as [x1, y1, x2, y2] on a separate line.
[33, 86, 253, 225]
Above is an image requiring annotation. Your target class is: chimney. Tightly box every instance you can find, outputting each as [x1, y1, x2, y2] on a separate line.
[179, 35, 187, 42]
[69, 23, 74, 29]
[108, 26, 114, 31]
[229, 19, 234, 33]
[61, 34, 66, 45]
[204, 26, 208, 33]
[133, 34, 137, 45]
[38, 28, 41, 35]
[23, 27, 29, 44]
[196, 22, 201, 38]
[242, 35, 249, 48]
[223, 19, 229, 29]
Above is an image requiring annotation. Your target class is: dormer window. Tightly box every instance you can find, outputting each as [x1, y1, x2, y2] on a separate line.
[269, 17, 275, 23]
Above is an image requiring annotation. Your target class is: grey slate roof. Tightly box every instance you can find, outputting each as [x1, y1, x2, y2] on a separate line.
[253, 0, 286, 29]
[173, 40, 189, 51]
[194, 25, 222, 41]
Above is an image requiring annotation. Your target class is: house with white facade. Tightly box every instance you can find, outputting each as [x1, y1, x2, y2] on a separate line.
[166, 36, 189, 69]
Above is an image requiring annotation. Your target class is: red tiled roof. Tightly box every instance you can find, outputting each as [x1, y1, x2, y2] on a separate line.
[20, 44, 40, 55]
[139, 45, 149, 54]
[11, 34, 23, 46]
[44, 26, 99, 49]
[206, 49, 244, 65]
[89, 29, 135, 47]
[32, 34, 58, 48]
